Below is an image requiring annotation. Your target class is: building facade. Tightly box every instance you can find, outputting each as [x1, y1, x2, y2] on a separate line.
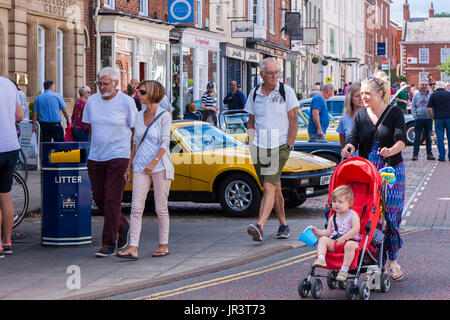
[1, 0, 86, 110]
[400, 1, 450, 85]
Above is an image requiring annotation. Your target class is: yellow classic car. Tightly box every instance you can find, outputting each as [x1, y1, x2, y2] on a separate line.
[218, 109, 339, 143]
[123, 121, 336, 217]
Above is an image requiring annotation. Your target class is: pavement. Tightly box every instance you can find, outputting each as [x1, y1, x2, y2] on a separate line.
[0, 145, 448, 300]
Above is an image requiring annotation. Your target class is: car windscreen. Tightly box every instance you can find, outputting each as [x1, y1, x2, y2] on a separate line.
[327, 100, 344, 117]
[176, 124, 242, 152]
[224, 113, 249, 134]
[300, 108, 335, 123]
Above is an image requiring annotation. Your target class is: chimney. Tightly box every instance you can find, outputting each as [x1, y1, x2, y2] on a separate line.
[429, 2, 434, 18]
[403, 0, 410, 22]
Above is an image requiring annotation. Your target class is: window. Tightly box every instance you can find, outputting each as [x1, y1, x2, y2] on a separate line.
[252, 0, 266, 27]
[348, 36, 353, 58]
[139, 0, 148, 16]
[441, 48, 450, 63]
[38, 26, 45, 93]
[419, 48, 429, 64]
[419, 72, 428, 82]
[330, 28, 335, 54]
[216, 2, 221, 28]
[442, 72, 450, 83]
[195, 0, 202, 28]
[269, 0, 274, 34]
[104, 0, 115, 9]
[281, 1, 286, 39]
[100, 35, 112, 68]
[57, 29, 63, 96]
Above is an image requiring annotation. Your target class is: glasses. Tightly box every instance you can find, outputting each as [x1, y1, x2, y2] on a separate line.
[367, 76, 382, 89]
[262, 71, 279, 77]
[207, 83, 215, 88]
[139, 89, 148, 96]
[95, 81, 113, 87]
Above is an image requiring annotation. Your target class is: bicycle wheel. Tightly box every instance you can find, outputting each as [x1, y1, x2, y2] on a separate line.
[14, 149, 28, 181]
[11, 172, 29, 229]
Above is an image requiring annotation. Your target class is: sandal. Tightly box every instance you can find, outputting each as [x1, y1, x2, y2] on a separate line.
[390, 264, 404, 281]
[152, 251, 170, 257]
[116, 249, 138, 260]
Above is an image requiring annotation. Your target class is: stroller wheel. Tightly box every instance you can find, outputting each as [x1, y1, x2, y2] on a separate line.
[311, 279, 323, 299]
[327, 271, 338, 289]
[381, 273, 391, 292]
[345, 281, 358, 300]
[298, 277, 311, 298]
[359, 282, 371, 300]
[338, 280, 346, 290]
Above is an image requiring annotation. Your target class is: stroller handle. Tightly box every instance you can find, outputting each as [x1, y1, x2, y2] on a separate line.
[379, 167, 396, 185]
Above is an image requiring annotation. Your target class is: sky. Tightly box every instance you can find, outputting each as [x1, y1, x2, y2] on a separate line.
[390, 0, 450, 23]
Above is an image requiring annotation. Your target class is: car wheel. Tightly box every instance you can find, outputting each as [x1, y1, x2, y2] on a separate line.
[218, 173, 262, 218]
[406, 122, 424, 146]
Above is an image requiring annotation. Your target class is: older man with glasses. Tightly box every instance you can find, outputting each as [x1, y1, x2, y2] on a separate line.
[245, 57, 299, 242]
[82, 67, 138, 257]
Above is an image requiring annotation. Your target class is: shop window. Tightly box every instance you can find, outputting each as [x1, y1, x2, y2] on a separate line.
[38, 26, 46, 93]
[115, 36, 135, 91]
[57, 29, 64, 96]
[100, 36, 112, 68]
[152, 42, 168, 88]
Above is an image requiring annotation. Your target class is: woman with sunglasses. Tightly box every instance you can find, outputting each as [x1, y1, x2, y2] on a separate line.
[117, 80, 174, 260]
[341, 71, 407, 282]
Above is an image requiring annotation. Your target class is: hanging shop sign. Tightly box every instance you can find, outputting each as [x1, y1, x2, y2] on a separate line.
[231, 20, 254, 38]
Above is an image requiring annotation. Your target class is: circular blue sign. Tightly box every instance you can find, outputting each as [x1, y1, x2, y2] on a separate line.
[170, 0, 192, 22]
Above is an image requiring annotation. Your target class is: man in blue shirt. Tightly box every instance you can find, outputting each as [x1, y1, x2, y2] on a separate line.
[308, 83, 334, 140]
[223, 81, 246, 110]
[32, 80, 71, 142]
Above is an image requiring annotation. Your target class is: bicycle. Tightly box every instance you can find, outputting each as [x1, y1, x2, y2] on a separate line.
[14, 148, 28, 181]
[10, 171, 29, 229]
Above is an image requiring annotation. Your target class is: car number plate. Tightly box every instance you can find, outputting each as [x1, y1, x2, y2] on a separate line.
[320, 175, 331, 185]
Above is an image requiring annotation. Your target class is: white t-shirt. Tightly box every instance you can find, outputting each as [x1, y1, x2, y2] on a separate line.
[82, 91, 137, 161]
[244, 82, 299, 149]
[0, 77, 21, 153]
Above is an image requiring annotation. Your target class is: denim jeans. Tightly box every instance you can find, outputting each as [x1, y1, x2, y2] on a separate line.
[308, 132, 326, 141]
[71, 128, 90, 142]
[413, 119, 433, 156]
[434, 118, 450, 160]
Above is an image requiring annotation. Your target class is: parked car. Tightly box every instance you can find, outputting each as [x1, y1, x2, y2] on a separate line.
[123, 121, 336, 216]
[297, 107, 340, 141]
[301, 94, 421, 145]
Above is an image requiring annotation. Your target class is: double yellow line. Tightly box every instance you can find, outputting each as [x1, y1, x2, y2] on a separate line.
[136, 228, 422, 300]
[136, 251, 317, 300]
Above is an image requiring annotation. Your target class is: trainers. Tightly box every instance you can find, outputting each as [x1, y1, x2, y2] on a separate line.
[2, 244, 12, 255]
[247, 224, 263, 242]
[0, 249, 5, 259]
[276, 224, 290, 239]
[427, 154, 435, 160]
[336, 270, 348, 282]
[412, 155, 418, 161]
[313, 258, 327, 268]
[95, 246, 115, 257]
[117, 222, 130, 250]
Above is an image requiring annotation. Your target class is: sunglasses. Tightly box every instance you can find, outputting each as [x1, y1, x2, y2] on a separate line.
[139, 89, 148, 95]
[367, 76, 382, 89]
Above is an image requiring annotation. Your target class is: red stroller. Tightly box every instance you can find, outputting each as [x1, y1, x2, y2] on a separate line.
[298, 157, 393, 300]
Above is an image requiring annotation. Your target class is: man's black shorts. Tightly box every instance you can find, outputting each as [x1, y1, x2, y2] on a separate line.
[0, 150, 19, 193]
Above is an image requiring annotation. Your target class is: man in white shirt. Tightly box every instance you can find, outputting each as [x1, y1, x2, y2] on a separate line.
[0, 77, 24, 258]
[82, 67, 137, 257]
[244, 57, 299, 242]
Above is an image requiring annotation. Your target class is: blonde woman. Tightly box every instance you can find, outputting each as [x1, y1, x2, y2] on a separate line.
[336, 82, 363, 152]
[117, 80, 174, 260]
[342, 72, 407, 281]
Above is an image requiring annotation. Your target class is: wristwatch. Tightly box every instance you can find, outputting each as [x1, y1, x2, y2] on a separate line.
[288, 144, 295, 151]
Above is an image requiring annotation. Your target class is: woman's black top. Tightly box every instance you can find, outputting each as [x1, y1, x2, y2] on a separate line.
[348, 105, 407, 167]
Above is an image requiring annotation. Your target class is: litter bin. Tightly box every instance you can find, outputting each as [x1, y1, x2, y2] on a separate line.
[41, 142, 91, 246]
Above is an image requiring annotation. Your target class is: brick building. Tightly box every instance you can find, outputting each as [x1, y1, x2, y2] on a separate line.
[400, 0, 450, 85]
[0, 0, 86, 110]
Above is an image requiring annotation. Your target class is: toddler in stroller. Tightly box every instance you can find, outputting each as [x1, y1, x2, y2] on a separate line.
[309, 185, 361, 282]
[298, 157, 393, 300]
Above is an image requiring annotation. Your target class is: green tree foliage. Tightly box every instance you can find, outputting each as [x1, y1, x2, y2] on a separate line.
[438, 57, 450, 76]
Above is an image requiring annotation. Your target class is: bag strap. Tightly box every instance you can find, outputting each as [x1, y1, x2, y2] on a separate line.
[373, 104, 393, 141]
[253, 82, 286, 102]
[137, 111, 166, 151]
[333, 213, 338, 235]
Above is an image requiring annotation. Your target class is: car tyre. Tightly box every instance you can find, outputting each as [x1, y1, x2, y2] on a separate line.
[218, 173, 262, 218]
[406, 122, 424, 146]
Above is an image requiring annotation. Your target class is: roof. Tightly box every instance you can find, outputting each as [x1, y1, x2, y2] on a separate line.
[403, 17, 450, 44]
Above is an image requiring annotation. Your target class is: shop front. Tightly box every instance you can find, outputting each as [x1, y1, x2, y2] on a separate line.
[98, 15, 173, 93]
[171, 28, 223, 115]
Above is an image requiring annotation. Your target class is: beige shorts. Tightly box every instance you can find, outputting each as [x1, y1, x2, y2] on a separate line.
[250, 143, 290, 186]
